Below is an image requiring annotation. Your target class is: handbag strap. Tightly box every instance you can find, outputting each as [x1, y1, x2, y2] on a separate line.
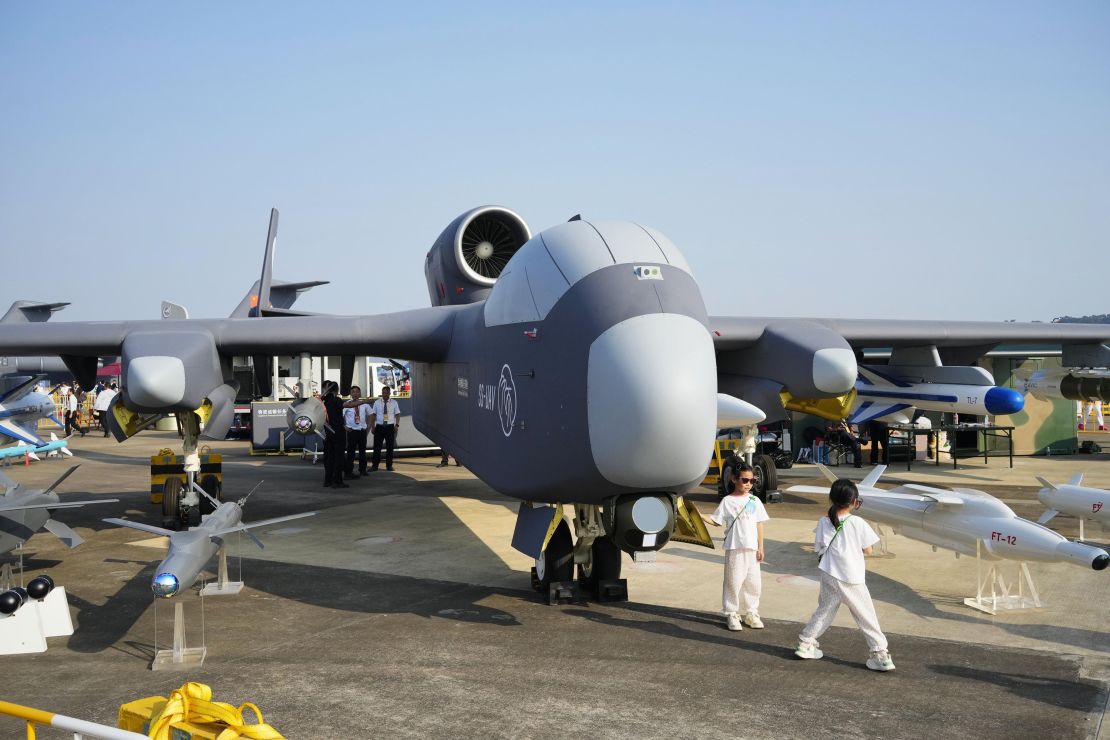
[818, 514, 851, 560]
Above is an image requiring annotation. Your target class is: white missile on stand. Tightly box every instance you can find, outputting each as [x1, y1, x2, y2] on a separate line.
[848, 365, 1024, 425]
[104, 482, 315, 598]
[1035, 474, 1109, 543]
[789, 466, 1109, 570]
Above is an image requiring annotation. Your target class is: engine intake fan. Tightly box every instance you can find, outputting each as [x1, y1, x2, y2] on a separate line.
[425, 206, 531, 306]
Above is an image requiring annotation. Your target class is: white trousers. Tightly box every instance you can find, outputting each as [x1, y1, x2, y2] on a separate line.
[798, 571, 888, 652]
[722, 548, 761, 615]
[1079, 401, 1104, 426]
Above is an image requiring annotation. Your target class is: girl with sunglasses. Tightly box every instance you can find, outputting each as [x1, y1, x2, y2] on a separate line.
[702, 463, 769, 631]
[795, 479, 895, 671]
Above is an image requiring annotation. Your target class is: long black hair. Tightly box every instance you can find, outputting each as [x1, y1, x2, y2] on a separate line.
[827, 479, 859, 529]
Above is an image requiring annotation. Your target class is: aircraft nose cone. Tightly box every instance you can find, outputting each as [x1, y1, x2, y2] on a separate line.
[587, 314, 717, 488]
[985, 386, 1023, 416]
[1094, 553, 1109, 571]
[127, 356, 187, 407]
[813, 348, 857, 394]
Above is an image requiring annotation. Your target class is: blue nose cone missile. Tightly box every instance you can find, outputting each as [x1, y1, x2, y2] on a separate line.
[984, 386, 1024, 416]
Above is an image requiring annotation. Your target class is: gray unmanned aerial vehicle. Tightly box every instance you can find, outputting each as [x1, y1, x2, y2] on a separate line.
[0, 206, 1107, 600]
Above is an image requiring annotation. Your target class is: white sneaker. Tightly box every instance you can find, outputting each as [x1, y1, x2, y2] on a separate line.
[795, 642, 823, 660]
[726, 613, 743, 631]
[741, 611, 764, 629]
[866, 651, 896, 672]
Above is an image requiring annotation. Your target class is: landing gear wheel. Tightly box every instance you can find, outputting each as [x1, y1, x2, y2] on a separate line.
[718, 459, 737, 499]
[577, 536, 622, 596]
[161, 477, 183, 530]
[199, 475, 222, 515]
[754, 454, 777, 503]
[534, 520, 574, 598]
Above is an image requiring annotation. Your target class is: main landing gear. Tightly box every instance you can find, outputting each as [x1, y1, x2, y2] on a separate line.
[529, 503, 629, 605]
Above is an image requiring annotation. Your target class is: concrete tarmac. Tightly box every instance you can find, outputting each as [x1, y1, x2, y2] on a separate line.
[0, 431, 1108, 739]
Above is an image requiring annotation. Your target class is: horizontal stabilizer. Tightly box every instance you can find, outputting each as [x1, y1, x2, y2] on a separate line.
[42, 518, 83, 548]
[1037, 509, 1059, 525]
[103, 517, 176, 537]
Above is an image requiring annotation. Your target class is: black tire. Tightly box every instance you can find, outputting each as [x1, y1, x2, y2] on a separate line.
[578, 536, 622, 595]
[199, 475, 222, 515]
[535, 520, 574, 595]
[754, 453, 777, 503]
[718, 458, 737, 499]
[161, 477, 183, 530]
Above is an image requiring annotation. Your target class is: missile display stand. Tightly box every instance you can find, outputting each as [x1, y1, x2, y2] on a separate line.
[963, 540, 1042, 615]
[200, 545, 243, 597]
[152, 597, 207, 670]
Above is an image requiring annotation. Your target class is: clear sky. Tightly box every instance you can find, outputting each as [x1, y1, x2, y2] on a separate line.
[2, 2, 1107, 323]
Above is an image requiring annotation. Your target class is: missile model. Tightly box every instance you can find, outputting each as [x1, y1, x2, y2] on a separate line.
[848, 365, 1023, 424]
[1035, 474, 1109, 542]
[1021, 368, 1110, 403]
[789, 466, 1109, 570]
[0, 465, 118, 554]
[104, 482, 315, 598]
[0, 433, 72, 463]
[0, 374, 64, 447]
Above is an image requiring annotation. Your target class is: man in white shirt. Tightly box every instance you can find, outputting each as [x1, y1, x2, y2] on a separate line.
[92, 383, 118, 437]
[343, 385, 372, 478]
[369, 385, 402, 472]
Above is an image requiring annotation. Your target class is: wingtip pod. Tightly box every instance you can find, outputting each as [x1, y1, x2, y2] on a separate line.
[1055, 540, 1110, 571]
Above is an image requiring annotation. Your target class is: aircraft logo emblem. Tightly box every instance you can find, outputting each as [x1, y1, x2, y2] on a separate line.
[1094, 502, 1103, 514]
[498, 364, 517, 437]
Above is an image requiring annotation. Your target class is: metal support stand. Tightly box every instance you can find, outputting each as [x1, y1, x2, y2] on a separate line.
[152, 599, 207, 670]
[963, 540, 1042, 614]
[1078, 518, 1085, 543]
[199, 545, 243, 597]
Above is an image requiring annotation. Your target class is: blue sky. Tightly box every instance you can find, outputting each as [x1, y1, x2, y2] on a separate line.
[2, 2, 1107, 322]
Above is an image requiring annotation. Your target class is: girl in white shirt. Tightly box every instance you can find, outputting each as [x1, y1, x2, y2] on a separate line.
[795, 479, 895, 672]
[702, 463, 770, 631]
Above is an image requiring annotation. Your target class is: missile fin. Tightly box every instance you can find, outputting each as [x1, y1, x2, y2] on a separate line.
[816, 465, 838, 484]
[1037, 509, 1059, 525]
[42, 518, 84, 548]
[1068, 473, 1083, 487]
[786, 485, 834, 495]
[1035, 477, 1056, 491]
[860, 465, 887, 489]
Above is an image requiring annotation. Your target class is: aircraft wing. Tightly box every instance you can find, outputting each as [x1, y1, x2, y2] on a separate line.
[103, 517, 176, 537]
[710, 316, 1110, 422]
[0, 309, 462, 359]
[0, 421, 46, 447]
[0, 497, 119, 512]
[209, 511, 316, 540]
[0, 374, 44, 404]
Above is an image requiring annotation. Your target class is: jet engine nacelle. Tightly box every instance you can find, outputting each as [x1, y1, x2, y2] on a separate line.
[424, 206, 532, 306]
[121, 329, 226, 413]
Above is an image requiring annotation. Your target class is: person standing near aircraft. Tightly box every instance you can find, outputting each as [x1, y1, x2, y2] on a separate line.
[702, 463, 769, 631]
[92, 382, 117, 437]
[369, 385, 401, 472]
[867, 420, 889, 465]
[64, 386, 86, 437]
[795, 479, 894, 672]
[321, 381, 348, 488]
[343, 385, 371, 478]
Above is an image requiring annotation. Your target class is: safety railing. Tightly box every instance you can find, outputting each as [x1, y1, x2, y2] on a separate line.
[0, 699, 147, 740]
